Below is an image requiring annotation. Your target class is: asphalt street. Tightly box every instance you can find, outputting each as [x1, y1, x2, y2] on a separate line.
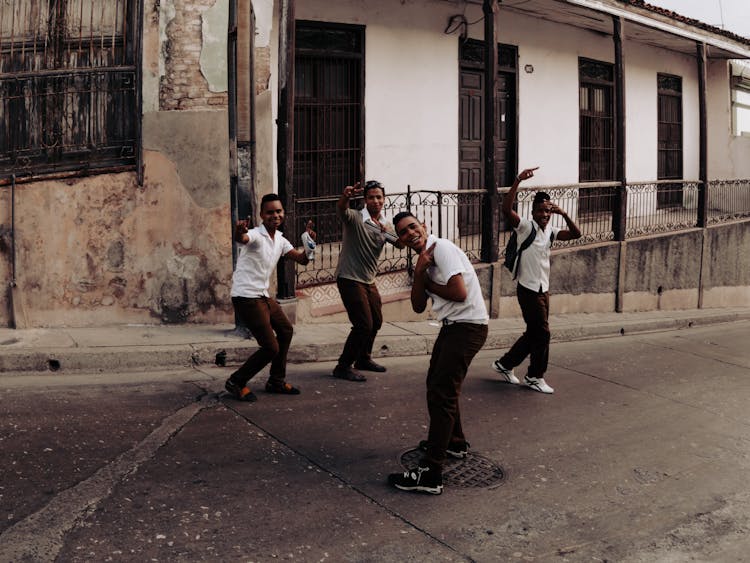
[2, 320, 750, 562]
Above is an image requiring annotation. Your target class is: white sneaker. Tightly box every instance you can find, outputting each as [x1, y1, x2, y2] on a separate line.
[492, 360, 520, 384]
[524, 376, 554, 394]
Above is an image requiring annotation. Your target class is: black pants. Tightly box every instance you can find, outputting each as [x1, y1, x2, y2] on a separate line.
[499, 284, 550, 379]
[230, 296, 293, 387]
[336, 277, 383, 367]
[423, 322, 488, 468]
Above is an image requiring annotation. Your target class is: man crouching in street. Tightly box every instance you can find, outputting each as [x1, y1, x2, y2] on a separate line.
[387, 212, 489, 495]
[224, 193, 315, 402]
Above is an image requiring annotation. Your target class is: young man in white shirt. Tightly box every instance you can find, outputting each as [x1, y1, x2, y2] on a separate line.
[492, 167, 581, 394]
[387, 212, 489, 495]
[225, 193, 315, 402]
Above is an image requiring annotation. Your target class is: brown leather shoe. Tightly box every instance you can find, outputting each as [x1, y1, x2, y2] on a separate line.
[354, 359, 387, 373]
[332, 365, 367, 382]
[265, 381, 301, 395]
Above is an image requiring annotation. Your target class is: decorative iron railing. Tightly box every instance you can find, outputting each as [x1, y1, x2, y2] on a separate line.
[707, 179, 750, 224]
[625, 180, 700, 237]
[293, 179, 749, 288]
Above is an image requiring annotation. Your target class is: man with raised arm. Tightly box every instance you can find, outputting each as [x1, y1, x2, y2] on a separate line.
[492, 167, 581, 394]
[332, 180, 402, 382]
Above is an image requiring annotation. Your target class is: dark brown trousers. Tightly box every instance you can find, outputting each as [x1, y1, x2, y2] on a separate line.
[498, 284, 551, 379]
[336, 277, 383, 367]
[230, 296, 293, 387]
[423, 322, 488, 468]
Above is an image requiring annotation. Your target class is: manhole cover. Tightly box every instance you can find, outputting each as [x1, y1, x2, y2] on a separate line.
[399, 448, 507, 489]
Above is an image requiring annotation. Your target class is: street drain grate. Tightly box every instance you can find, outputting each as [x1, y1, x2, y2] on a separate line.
[399, 448, 507, 489]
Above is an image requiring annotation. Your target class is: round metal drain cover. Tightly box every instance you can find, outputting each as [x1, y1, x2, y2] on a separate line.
[399, 448, 507, 489]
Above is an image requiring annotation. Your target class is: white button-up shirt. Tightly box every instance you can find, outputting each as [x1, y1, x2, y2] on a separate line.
[231, 224, 293, 298]
[515, 217, 560, 293]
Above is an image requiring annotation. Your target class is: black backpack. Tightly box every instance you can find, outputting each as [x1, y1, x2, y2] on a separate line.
[503, 226, 555, 279]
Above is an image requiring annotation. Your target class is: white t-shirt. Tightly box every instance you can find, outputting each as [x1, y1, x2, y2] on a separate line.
[424, 234, 488, 324]
[231, 224, 294, 298]
[515, 217, 560, 293]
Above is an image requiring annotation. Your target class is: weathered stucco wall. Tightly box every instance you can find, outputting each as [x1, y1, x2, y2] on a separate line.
[0, 166, 233, 327]
[622, 230, 703, 311]
[0, 0, 237, 328]
[483, 222, 749, 322]
[702, 221, 750, 307]
[494, 242, 620, 318]
[0, 188, 11, 323]
[143, 109, 230, 207]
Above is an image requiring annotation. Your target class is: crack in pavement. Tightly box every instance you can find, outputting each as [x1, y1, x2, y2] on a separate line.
[0, 391, 219, 563]
[223, 401, 477, 563]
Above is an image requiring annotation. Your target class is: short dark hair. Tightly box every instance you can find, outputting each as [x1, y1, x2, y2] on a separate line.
[533, 191, 551, 209]
[364, 180, 385, 197]
[393, 211, 417, 230]
[260, 193, 282, 211]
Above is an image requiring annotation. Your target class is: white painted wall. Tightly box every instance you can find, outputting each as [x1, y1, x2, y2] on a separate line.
[260, 0, 745, 198]
[625, 41, 700, 182]
[291, 0, 460, 193]
[707, 59, 750, 178]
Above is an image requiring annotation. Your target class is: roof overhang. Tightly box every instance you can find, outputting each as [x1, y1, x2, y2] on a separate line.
[449, 0, 750, 60]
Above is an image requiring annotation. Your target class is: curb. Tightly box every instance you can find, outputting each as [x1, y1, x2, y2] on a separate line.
[1, 310, 748, 376]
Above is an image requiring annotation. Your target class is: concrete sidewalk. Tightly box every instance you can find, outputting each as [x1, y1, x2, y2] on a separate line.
[2, 306, 749, 375]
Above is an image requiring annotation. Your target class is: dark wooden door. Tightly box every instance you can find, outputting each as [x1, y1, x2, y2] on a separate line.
[459, 69, 484, 191]
[459, 67, 515, 235]
[495, 73, 514, 187]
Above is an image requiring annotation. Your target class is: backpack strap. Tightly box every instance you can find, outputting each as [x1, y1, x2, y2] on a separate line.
[513, 225, 536, 280]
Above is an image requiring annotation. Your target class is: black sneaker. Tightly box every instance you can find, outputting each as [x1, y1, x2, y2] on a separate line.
[388, 464, 443, 495]
[224, 378, 257, 402]
[418, 439, 470, 459]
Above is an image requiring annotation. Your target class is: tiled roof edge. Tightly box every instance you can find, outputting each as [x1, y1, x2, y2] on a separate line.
[620, 0, 750, 46]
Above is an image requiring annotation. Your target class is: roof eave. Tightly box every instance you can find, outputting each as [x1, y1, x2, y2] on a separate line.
[565, 0, 750, 59]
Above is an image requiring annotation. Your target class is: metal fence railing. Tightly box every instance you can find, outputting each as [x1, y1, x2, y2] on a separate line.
[625, 180, 701, 237]
[707, 179, 750, 224]
[293, 179, 750, 288]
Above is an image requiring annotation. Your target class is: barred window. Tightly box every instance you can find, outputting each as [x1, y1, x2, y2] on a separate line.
[657, 73, 682, 180]
[579, 58, 614, 183]
[0, 0, 140, 177]
[657, 73, 683, 208]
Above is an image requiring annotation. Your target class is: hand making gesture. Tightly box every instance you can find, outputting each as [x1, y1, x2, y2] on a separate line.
[234, 218, 249, 242]
[342, 181, 363, 200]
[516, 167, 539, 183]
[304, 219, 317, 241]
[414, 242, 436, 276]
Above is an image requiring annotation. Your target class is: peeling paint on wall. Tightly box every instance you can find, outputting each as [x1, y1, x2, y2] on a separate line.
[159, 0, 227, 110]
[159, 0, 176, 86]
[251, 0, 273, 48]
[0, 164, 234, 328]
[201, 0, 229, 92]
